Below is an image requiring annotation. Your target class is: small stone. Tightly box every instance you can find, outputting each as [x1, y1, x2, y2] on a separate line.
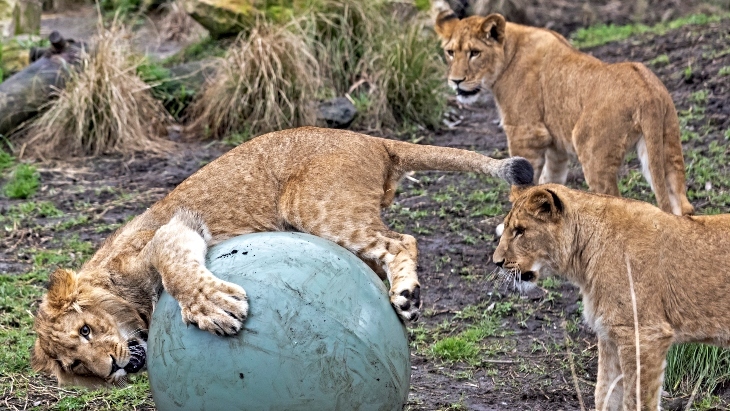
[316, 97, 357, 129]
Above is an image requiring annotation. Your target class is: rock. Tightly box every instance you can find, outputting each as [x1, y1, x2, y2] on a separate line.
[0, 31, 85, 136]
[445, 0, 531, 25]
[182, 0, 257, 38]
[317, 97, 357, 129]
[0, 0, 41, 37]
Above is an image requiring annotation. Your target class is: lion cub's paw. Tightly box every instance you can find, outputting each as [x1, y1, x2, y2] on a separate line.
[180, 280, 249, 336]
[390, 284, 421, 322]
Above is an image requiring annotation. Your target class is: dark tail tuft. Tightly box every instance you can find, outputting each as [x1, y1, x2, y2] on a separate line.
[502, 157, 534, 186]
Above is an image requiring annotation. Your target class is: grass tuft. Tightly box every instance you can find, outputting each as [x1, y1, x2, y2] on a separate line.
[301, 0, 446, 130]
[3, 163, 39, 199]
[366, 23, 448, 129]
[0, 147, 14, 172]
[187, 19, 319, 139]
[665, 343, 730, 396]
[20, 18, 172, 158]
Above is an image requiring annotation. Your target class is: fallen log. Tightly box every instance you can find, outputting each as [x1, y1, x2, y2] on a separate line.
[0, 31, 85, 136]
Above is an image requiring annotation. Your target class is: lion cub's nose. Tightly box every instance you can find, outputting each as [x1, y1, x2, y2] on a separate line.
[494, 259, 504, 268]
[451, 78, 465, 86]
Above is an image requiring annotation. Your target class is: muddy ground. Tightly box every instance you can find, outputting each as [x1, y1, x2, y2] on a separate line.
[2, 3, 730, 411]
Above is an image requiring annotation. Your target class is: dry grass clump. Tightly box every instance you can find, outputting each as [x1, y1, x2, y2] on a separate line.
[187, 20, 319, 139]
[22, 20, 171, 158]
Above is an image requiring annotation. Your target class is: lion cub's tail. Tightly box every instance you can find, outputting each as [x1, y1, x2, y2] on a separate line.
[382, 139, 533, 186]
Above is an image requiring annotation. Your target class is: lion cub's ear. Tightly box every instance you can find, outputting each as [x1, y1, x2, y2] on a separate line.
[433, 1, 459, 40]
[481, 14, 506, 44]
[509, 185, 530, 203]
[46, 268, 80, 311]
[524, 188, 564, 220]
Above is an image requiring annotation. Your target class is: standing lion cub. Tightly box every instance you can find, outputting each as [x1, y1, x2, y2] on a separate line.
[494, 184, 729, 410]
[31, 126, 532, 388]
[433, 3, 693, 216]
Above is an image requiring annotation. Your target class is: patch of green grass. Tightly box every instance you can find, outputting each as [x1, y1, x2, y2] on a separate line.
[571, 13, 728, 48]
[0, 272, 46, 372]
[719, 66, 730, 76]
[53, 375, 152, 410]
[0, 147, 14, 171]
[665, 343, 730, 396]
[648, 54, 670, 66]
[414, 0, 430, 11]
[432, 337, 480, 362]
[0, 200, 63, 229]
[3, 163, 39, 199]
[430, 302, 510, 364]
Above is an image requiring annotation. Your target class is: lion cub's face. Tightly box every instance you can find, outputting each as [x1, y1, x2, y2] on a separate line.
[31, 269, 148, 388]
[434, 12, 507, 104]
[493, 187, 565, 291]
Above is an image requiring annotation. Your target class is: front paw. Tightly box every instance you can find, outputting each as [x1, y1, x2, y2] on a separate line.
[179, 280, 249, 336]
[390, 284, 421, 322]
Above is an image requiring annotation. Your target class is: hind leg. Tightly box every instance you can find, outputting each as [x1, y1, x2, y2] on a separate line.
[280, 166, 422, 321]
[573, 122, 625, 196]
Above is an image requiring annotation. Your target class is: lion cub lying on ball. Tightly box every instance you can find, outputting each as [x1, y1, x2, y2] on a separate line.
[31, 126, 533, 388]
[433, 2, 693, 217]
[494, 184, 728, 410]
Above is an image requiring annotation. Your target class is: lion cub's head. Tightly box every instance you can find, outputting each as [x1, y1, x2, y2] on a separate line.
[493, 185, 567, 291]
[433, 3, 507, 104]
[31, 269, 148, 388]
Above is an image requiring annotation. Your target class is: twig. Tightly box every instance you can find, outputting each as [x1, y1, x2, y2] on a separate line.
[563, 322, 587, 411]
[626, 255, 641, 410]
[684, 369, 706, 411]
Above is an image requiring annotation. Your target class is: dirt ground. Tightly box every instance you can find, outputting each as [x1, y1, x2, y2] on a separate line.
[2, 2, 730, 411]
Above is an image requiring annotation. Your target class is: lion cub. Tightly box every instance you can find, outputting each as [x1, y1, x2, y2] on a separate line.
[433, 3, 693, 217]
[31, 126, 533, 387]
[494, 184, 729, 410]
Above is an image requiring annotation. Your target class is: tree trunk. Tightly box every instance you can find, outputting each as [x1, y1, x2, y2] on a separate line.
[0, 31, 84, 136]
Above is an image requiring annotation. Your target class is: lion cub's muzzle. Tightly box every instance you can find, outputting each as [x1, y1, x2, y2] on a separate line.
[124, 340, 146, 374]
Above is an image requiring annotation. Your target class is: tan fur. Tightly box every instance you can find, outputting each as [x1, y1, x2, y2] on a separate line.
[32, 126, 533, 387]
[494, 184, 730, 410]
[433, 7, 694, 216]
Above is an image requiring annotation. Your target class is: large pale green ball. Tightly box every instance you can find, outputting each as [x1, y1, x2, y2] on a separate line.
[147, 232, 411, 411]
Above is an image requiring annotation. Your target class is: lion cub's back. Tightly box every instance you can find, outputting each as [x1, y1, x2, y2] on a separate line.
[153, 128, 391, 233]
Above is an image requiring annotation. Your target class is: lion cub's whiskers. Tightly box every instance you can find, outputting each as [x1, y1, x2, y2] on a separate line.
[122, 328, 148, 341]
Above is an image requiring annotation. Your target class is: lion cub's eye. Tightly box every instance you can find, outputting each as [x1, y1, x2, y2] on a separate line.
[514, 226, 525, 236]
[79, 325, 91, 338]
[70, 359, 82, 369]
[446, 50, 454, 57]
[469, 50, 480, 58]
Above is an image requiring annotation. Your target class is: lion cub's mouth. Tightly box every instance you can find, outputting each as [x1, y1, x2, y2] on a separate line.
[124, 340, 146, 374]
[456, 87, 481, 97]
[520, 271, 536, 282]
